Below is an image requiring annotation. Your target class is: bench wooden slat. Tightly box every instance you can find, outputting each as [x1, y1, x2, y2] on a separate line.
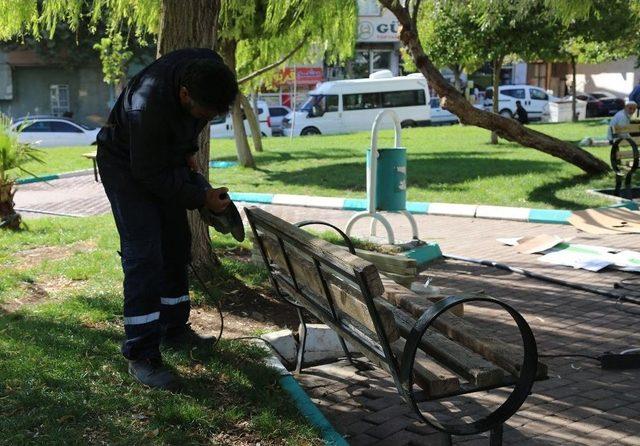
[275, 276, 395, 372]
[249, 208, 384, 296]
[381, 298, 506, 388]
[614, 123, 640, 134]
[259, 233, 399, 341]
[381, 277, 547, 379]
[391, 339, 461, 398]
[615, 149, 636, 159]
[82, 151, 97, 159]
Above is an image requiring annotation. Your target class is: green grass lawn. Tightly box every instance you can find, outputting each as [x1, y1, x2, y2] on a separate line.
[0, 216, 319, 445]
[16, 120, 616, 209]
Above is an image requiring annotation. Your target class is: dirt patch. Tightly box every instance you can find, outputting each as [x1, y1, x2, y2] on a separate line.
[0, 277, 82, 313]
[16, 240, 96, 270]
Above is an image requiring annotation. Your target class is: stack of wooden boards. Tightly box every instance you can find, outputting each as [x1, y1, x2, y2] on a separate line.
[247, 208, 547, 400]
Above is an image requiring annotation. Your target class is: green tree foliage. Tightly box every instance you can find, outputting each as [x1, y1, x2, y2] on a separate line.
[93, 34, 133, 86]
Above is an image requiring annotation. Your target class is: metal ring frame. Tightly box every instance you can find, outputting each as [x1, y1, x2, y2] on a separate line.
[399, 294, 538, 436]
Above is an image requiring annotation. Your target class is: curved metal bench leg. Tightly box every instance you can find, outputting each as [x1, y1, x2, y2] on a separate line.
[625, 172, 634, 200]
[399, 210, 419, 240]
[490, 424, 503, 446]
[615, 175, 623, 197]
[295, 307, 307, 374]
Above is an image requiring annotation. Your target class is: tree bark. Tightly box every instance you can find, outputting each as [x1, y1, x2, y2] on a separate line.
[0, 181, 21, 230]
[379, 0, 609, 175]
[157, 0, 222, 275]
[491, 56, 504, 144]
[239, 92, 263, 152]
[571, 55, 577, 122]
[221, 40, 256, 168]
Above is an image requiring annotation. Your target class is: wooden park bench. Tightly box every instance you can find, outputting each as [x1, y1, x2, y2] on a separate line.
[82, 151, 100, 182]
[245, 207, 547, 445]
[610, 123, 640, 199]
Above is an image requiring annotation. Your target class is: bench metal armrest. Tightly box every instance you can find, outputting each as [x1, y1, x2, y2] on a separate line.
[399, 294, 538, 436]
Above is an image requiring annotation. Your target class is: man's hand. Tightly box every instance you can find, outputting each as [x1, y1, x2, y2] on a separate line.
[186, 154, 199, 172]
[205, 187, 230, 214]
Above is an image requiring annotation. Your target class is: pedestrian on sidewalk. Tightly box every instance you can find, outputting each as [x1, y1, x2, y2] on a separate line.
[96, 48, 238, 390]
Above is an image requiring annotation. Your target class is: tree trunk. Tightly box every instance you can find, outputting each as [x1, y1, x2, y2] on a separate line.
[157, 0, 222, 276]
[0, 181, 21, 230]
[379, 0, 609, 175]
[452, 65, 463, 93]
[571, 55, 577, 122]
[491, 56, 503, 145]
[221, 40, 256, 168]
[239, 92, 263, 152]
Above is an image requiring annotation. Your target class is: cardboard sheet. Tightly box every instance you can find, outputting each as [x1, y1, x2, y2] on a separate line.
[515, 234, 565, 254]
[568, 208, 640, 235]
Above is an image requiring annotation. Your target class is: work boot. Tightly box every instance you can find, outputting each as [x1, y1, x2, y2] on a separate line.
[128, 356, 178, 390]
[162, 323, 216, 350]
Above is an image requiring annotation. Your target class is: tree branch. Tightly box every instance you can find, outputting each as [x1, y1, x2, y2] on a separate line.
[238, 35, 309, 85]
[378, 0, 609, 175]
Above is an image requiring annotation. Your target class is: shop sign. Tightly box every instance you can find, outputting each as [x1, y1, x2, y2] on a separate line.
[357, 10, 399, 42]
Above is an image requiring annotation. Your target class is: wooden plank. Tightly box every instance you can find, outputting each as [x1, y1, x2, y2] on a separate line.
[390, 339, 461, 398]
[380, 277, 547, 379]
[82, 151, 97, 159]
[382, 271, 416, 288]
[343, 246, 418, 276]
[259, 233, 399, 341]
[386, 301, 506, 387]
[247, 207, 384, 295]
[615, 150, 637, 160]
[614, 123, 640, 134]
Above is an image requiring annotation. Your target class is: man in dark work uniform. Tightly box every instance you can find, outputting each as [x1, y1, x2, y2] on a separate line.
[96, 48, 238, 389]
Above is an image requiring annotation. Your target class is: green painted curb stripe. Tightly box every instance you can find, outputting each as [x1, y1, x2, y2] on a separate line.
[16, 174, 59, 185]
[278, 375, 349, 446]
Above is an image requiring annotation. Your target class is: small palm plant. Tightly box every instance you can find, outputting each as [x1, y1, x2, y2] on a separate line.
[0, 114, 42, 230]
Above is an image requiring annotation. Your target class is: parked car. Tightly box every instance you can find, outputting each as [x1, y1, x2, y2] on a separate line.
[268, 105, 292, 136]
[211, 100, 272, 138]
[576, 92, 624, 117]
[484, 85, 559, 121]
[283, 70, 431, 136]
[11, 116, 99, 147]
[429, 98, 458, 125]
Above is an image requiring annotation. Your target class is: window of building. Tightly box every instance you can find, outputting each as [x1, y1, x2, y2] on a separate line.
[352, 49, 393, 78]
[50, 84, 70, 116]
[530, 63, 547, 88]
[502, 89, 526, 99]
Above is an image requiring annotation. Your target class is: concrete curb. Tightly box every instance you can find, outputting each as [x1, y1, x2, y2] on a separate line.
[254, 339, 349, 446]
[231, 192, 577, 225]
[16, 169, 94, 185]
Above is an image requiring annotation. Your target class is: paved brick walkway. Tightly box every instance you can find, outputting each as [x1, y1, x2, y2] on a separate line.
[14, 176, 640, 445]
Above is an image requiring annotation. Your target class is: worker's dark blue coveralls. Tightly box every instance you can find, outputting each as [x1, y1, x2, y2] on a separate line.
[96, 48, 218, 360]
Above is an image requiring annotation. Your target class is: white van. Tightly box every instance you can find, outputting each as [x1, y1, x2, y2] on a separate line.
[210, 100, 272, 138]
[282, 70, 431, 136]
[484, 85, 559, 120]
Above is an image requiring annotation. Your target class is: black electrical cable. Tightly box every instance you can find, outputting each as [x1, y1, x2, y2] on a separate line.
[188, 263, 224, 352]
[539, 353, 600, 361]
[188, 263, 293, 363]
[442, 253, 640, 306]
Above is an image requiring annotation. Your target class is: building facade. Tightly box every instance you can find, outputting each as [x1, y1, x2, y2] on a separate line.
[0, 49, 112, 126]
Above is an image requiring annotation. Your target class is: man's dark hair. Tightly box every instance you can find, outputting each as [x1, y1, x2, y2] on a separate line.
[516, 100, 522, 106]
[181, 58, 238, 112]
